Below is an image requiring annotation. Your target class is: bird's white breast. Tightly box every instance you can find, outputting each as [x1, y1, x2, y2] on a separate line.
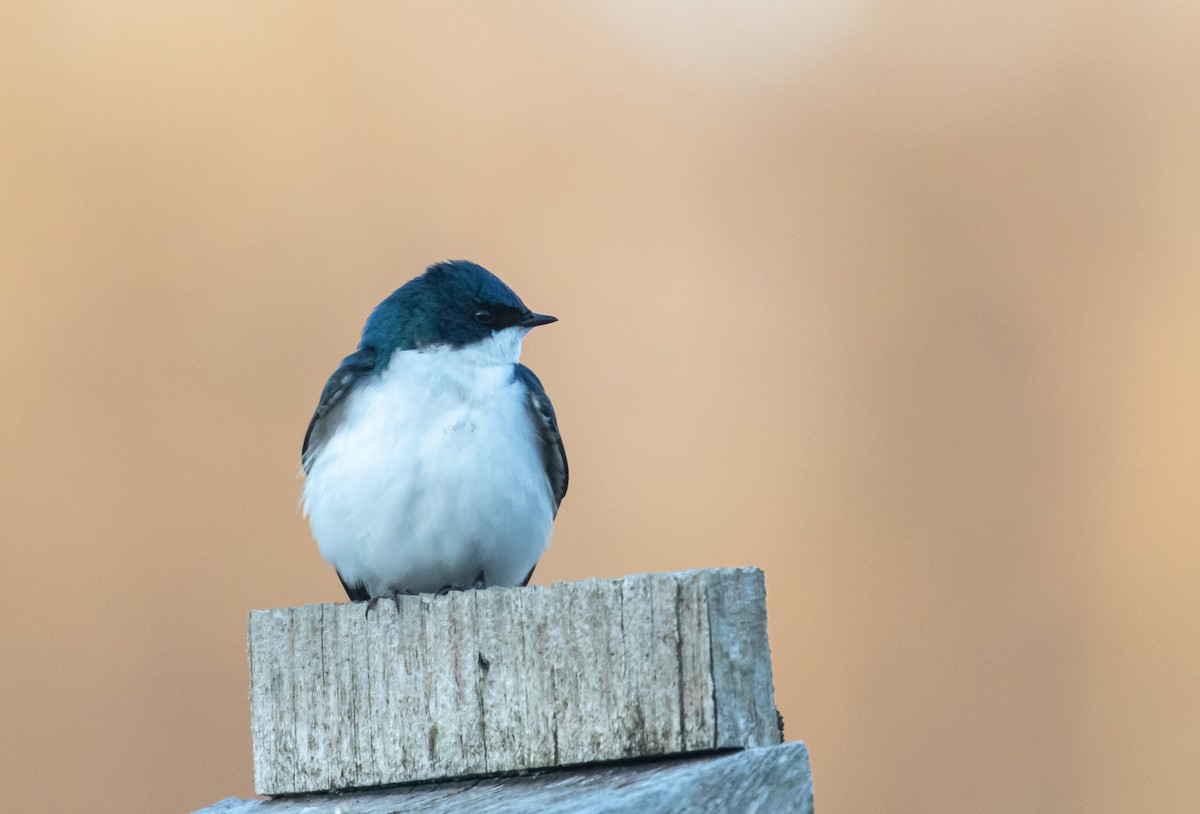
[301, 329, 555, 596]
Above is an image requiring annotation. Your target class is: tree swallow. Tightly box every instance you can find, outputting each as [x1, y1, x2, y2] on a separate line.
[300, 260, 567, 606]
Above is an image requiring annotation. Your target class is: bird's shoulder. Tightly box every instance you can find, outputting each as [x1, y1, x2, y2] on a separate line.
[514, 363, 568, 513]
[301, 346, 379, 472]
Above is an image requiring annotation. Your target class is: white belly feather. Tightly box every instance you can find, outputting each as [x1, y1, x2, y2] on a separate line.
[301, 331, 554, 596]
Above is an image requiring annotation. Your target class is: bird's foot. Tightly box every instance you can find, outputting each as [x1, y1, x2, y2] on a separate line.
[365, 588, 417, 618]
[435, 570, 488, 596]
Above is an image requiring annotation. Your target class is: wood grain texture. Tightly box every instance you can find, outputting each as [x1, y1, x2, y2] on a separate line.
[199, 741, 812, 814]
[248, 568, 780, 796]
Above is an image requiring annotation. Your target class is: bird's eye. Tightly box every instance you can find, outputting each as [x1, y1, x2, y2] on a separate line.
[473, 308, 493, 325]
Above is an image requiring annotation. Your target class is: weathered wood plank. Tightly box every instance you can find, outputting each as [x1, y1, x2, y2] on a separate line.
[198, 741, 813, 814]
[249, 568, 781, 795]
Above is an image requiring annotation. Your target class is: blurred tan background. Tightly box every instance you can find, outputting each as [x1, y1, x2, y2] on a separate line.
[1, 2, 1197, 812]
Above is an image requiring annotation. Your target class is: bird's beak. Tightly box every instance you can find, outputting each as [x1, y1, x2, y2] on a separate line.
[521, 312, 558, 328]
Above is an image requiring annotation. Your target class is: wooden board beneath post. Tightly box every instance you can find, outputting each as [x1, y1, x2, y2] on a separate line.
[199, 742, 813, 814]
[248, 568, 780, 796]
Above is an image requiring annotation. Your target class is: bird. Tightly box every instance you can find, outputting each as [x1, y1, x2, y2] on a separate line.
[300, 260, 567, 608]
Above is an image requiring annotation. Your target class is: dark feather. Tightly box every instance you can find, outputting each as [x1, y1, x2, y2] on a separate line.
[302, 346, 378, 473]
[515, 364, 568, 514]
[338, 571, 370, 602]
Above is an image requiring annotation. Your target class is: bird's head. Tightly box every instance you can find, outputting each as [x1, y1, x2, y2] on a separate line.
[361, 260, 556, 361]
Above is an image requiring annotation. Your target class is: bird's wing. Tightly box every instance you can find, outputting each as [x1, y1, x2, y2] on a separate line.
[515, 364, 568, 515]
[301, 346, 378, 473]
[337, 571, 370, 602]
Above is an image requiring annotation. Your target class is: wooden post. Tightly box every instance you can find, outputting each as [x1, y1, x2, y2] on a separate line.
[197, 568, 813, 813]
